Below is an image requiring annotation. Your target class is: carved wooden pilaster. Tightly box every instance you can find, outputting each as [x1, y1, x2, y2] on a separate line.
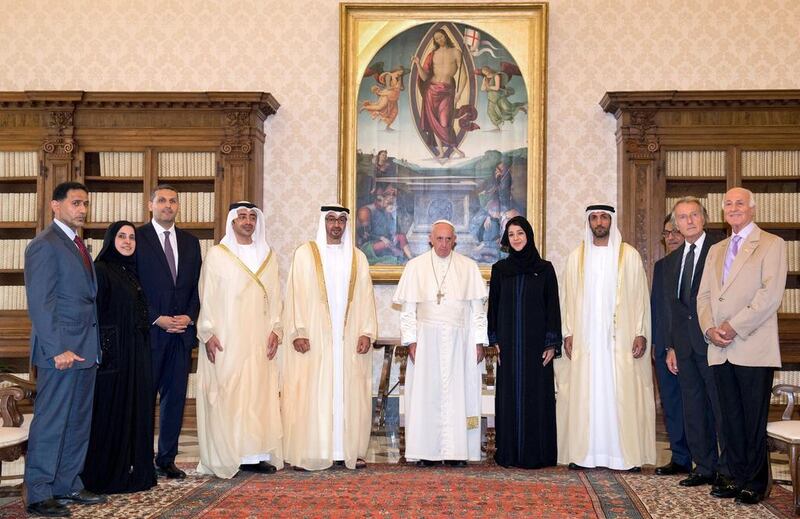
[42, 110, 77, 223]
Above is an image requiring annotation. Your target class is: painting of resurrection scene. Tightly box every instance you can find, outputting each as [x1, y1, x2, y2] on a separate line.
[355, 21, 529, 266]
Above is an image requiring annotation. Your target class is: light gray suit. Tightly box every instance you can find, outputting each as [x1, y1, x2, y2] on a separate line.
[23, 222, 100, 504]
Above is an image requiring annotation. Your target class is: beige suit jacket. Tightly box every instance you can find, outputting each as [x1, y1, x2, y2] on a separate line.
[697, 224, 787, 368]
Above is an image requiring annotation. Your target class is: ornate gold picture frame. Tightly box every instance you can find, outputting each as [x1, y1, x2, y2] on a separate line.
[339, 2, 548, 282]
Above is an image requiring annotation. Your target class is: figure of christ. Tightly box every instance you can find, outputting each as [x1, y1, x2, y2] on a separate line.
[412, 30, 467, 159]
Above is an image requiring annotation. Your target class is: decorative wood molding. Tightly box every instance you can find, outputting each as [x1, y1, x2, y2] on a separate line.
[42, 110, 75, 159]
[601, 90, 800, 114]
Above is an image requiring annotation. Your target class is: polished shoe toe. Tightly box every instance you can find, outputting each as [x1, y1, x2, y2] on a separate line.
[679, 473, 715, 487]
[53, 489, 107, 505]
[710, 483, 741, 499]
[156, 462, 187, 479]
[355, 458, 367, 469]
[655, 461, 692, 476]
[239, 461, 277, 474]
[444, 460, 467, 467]
[26, 498, 71, 517]
[416, 459, 440, 467]
[735, 489, 763, 505]
[567, 462, 585, 470]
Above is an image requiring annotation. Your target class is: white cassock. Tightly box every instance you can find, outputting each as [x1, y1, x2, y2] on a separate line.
[394, 250, 488, 461]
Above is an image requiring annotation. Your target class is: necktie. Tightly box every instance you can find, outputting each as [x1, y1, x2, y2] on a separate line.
[73, 235, 93, 274]
[722, 235, 742, 283]
[163, 231, 177, 284]
[679, 243, 696, 305]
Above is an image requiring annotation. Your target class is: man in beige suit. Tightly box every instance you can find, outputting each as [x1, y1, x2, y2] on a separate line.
[697, 187, 787, 505]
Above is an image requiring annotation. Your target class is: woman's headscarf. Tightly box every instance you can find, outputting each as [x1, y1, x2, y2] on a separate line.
[497, 215, 548, 275]
[95, 220, 138, 272]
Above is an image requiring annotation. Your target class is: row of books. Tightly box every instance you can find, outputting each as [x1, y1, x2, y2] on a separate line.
[97, 152, 145, 178]
[0, 193, 37, 221]
[666, 193, 800, 223]
[742, 150, 800, 178]
[88, 192, 143, 223]
[0, 240, 32, 270]
[84, 238, 215, 260]
[665, 151, 726, 178]
[158, 152, 215, 178]
[175, 192, 215, 222]
[780, 289, 800, 315]
[0, 286, 26, 310]
[0, 152, 37, 178]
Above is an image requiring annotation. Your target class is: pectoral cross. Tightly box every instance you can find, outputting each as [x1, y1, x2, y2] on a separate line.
[436, 290, 443, 304]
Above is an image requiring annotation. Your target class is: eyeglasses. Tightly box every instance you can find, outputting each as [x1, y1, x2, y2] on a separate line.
[661, 230, 682, 238]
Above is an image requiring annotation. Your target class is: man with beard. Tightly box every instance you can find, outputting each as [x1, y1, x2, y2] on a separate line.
[555, 205, 655, 471]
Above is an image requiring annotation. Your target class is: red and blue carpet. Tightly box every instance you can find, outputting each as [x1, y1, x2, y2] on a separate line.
[1, 464, 794, 518]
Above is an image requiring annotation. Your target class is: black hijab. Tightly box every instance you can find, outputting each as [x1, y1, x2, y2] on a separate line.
[95, 220, 138, 273]
[497, 216, 548, 275]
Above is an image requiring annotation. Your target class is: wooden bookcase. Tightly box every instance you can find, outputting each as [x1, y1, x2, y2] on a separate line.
[601, 90, 800, 364]
[0, 91, 279, 371]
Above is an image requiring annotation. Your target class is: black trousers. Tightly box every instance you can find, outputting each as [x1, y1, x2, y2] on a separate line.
[712, 361, 774, 495]
[676, 348, 728, 478]
[151, 335, 191, 466]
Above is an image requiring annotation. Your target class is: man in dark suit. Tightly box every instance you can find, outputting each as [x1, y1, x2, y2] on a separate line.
[664, 196, 730, 492]
[652, 214, 691, 476]
[698, 187, 787, 504]
[24, 182, 107, 517]
[136, 184, 202, 479]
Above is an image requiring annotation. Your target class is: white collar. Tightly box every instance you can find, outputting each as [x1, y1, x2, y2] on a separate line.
[151, 218, 176, 235]
[732, 221, 755, 242]
[683, 232, 706, 256]
[53, 218, 77, 241]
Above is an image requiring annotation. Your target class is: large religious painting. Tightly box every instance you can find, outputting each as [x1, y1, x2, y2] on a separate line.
[340, 3, 548, 281]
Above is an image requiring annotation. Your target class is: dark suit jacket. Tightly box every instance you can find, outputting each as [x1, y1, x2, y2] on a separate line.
[135, 222, 201, 349]
[650, 256, 671, 358]
[24, 223, 100, 369]
[667, 234, 719, 358]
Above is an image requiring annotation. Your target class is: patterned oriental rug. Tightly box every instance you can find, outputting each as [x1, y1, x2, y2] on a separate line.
[0, 464, 795, 518]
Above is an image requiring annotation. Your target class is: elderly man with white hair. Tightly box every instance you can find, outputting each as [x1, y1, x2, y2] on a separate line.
[196, 201, 284, 478]
[555, 204, 655, 471]
[394, 220, 488, 467]
[697, 187, 787, 505]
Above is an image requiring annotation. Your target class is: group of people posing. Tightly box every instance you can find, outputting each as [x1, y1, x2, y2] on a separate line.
[20, 181, 786, 517]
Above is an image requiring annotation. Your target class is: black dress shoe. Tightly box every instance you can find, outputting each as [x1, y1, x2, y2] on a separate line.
[655, 461, 692, 476]
[53, 489, 107, 505]
[679, 473, 716, 487]
[26, 498, 71, 517]
[568, 463, 585, 470]
[416, 459, 440, 467]
[355, 458, 367, 469]
[238, 461, 277, 474]
[710, 482, 741, 498]
[735, 489, 763, 505]
[444, 460, 467, 467]
[156, 462, 187, 479]
[626, 466, 642, 473]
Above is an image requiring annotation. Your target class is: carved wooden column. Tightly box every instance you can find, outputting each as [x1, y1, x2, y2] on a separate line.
[42, 109, 77, 225]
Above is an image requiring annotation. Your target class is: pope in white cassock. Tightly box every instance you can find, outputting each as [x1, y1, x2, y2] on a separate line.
[282, 205, 378, 471]
[393, 220, 488, 466]
[555, 204, 655, 471]
[196, 202, 284, 478]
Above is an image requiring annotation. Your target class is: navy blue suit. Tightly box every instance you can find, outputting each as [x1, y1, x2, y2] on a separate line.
[135, 222, 201, 466]
[651, 256, 691, 469]
[666, 235, 729, 479]
[23, 223, 100, 504]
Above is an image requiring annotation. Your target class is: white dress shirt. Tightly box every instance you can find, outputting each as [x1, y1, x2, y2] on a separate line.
[677, 231, 706, 296]
[151, 218, 179, 275]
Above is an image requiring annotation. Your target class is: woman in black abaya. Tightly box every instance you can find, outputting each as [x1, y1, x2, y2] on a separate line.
[82, 221, 156, 493]
[488, 216, 562, 468]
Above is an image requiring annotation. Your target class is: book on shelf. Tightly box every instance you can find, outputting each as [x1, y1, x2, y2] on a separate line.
[0, 239, 32, 269]
[0, 151, 37, 178]
[98, 152, 145, 177]
[158, 152, 215, 178]
[0, 285, 27, 311]
[780, 289, 799, 315]
[0, 192, 37, 221]
[742, 150, 800, 178]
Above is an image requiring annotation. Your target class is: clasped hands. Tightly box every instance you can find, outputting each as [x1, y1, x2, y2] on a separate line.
[292, 335, 372, 355]
[563, 335, 646, 360]
[155, 315, 192, 334]
[706, 321, 737, 348]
